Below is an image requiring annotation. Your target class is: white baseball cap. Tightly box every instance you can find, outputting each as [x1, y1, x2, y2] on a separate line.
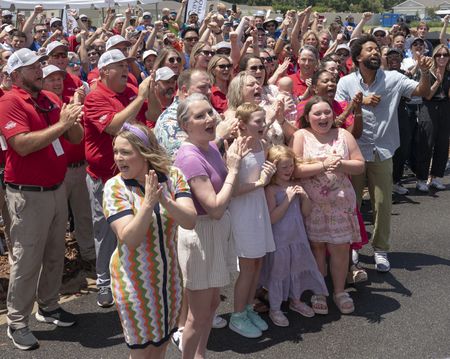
[46, 41, 68, 56]
[335, 44, 351, 54]
[142, 49, 157, 60]
[98, 49, 133, 70]
[142, 11, 152, 18]
[372, 27, 388, 36]
[106, 35, 131, 51]
[42, 64, 66, 78]
[2, 10, 12, 17]
[80, 14, 88, 20]
[4, 24, 15, 33]
[213, 41, 231, 51]
[7, 48, 48, 74]
[50, 17, 62, 27]
[155, 67, 176, 82]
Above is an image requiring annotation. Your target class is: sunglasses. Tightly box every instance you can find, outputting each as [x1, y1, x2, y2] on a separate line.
[51, 23, 63, 28]
[184, 36, 199, 42]
[200, 50, 215, 57]
[36, 29, 47, 33]
[143, 16, 151, 19]
[51, 52, 68, 59]
[216, 49, 231, 55]
[81, 18, 88, 22]
[374, 32, 386, 37]
[69, 62, 81, 67]
[87, 51, 99, 57]
[260, 56, 273, 63]
[249, 65, 265, 71]
[3, 15, 12, 19]
[435, 53, 449, 58]
[217, 63, 232, 69]
[168, 56, 182, 64]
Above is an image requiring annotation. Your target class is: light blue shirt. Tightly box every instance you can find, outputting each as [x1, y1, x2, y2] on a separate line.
[335, 69, 418, 161]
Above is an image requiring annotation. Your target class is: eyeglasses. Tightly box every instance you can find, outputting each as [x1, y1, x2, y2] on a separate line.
[168, 56, 182, 64]
[249, 65, 265, 71]
[435, 53, 449, 58]
[200, 50, 215, 57]
[336, 52, 349, 57]
[51, 52, 68, 59]
[36, 29, 47, 33]
[217, 63, 232, 69]
[69, 62, 81, 67]
[184, 36, 199, 42]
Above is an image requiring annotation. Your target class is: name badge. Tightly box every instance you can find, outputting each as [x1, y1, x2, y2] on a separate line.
[0, 135, 7, 151]
[52, 139, 64, 157]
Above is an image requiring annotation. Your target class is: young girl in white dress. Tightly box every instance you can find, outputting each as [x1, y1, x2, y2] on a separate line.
[228, 103, 277, 338]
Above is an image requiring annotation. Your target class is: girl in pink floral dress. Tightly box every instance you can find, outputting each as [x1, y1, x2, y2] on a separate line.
[291, 96, 365, 315]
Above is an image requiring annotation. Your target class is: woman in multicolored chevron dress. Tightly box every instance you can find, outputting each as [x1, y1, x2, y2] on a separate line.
[102, 123, 196, 359]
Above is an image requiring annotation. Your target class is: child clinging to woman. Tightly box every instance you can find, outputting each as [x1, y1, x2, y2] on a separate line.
[228, 103, 277, 338]
[261, 145, 329, 327]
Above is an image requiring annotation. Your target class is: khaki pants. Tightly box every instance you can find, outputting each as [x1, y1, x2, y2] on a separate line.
[351, 155, 393, 252]
[6, 184, 68, 329]
[64, 165, 95, 261]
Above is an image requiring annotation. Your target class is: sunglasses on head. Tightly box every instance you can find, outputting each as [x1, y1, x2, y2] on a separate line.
[217, 63, 232, 69]
[249, 65, 265, 71]
[200, 50, 215, 57]
[51, 52, 68, 59]
[168, 56, 182, 64]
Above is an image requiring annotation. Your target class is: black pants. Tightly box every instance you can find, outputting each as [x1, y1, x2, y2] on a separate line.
[393, 102, 418, 183]
[414, 100, 450, 180]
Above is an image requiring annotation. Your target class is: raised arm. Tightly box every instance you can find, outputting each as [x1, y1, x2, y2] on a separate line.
[440, 15, 450, 45]
[175, 0, 187, 26]
[22, 5, 44, 48]
[352, 12, 372, 39]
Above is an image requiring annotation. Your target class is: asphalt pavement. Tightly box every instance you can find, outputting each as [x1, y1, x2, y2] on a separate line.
[0, 171, 449, 359]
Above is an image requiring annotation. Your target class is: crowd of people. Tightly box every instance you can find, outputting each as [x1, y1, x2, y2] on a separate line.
[0, 2, 448, 358]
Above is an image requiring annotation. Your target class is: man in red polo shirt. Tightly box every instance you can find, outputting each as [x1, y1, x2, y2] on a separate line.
[288, 44, 319, 100]
[42, 64, 95, 269]
[0, 48, 83, 350]
[84, 49, 155, 308]
[46, 41, 83, 98]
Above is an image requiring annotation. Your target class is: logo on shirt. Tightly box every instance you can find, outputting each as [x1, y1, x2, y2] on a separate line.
[4, 121, 16, 130]
[99, 114, 107, 123]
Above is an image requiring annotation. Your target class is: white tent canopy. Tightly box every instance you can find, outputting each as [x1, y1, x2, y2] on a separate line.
[0, 0, 160, 10]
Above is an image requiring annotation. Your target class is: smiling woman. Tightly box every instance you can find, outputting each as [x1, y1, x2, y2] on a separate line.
[102, 123, 196, 359]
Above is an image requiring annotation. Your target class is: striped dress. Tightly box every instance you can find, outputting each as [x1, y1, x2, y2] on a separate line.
[103, 167, 191, 348]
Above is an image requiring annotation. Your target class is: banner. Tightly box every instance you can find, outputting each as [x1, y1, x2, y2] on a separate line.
[185, 0, 207, 23]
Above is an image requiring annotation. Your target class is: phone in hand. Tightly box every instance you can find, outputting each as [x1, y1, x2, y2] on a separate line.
[232, 4, 237, 13]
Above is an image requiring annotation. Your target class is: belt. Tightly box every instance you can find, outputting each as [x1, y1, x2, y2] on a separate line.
[6, 183, 62, 192]
[68, 160, 86, 168]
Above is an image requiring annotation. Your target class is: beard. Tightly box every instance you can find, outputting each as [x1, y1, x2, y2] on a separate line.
[22, 75, 43, 94]
[363, 57, 381, 70]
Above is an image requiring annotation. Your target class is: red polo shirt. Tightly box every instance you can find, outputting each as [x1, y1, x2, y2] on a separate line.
[63, 72, 83, 100]
[210, 85, 228, 114]
[0, 88, 6, 166]
[84, 81, 148, 182]
[60, 95, 85, 165]
[288, 71, 309, 99]
[87, 67, 138, 88]
[0, 86, 67, 186]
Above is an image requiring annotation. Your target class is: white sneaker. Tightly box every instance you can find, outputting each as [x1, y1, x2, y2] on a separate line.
[374, 251, 390, 272]
[393, 182, 409, 195]
[212, 315, 227, 329]
[351, 249, 359, 265]
[416, 180, 429, 193]
[428, 177, 446, 190]
[171, 327, 183, 351]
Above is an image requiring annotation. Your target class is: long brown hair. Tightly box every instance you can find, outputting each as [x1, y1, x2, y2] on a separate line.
[299, 95, 335, 129]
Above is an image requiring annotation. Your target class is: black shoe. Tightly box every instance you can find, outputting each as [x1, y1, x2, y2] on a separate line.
[35, 307, 77, 327]
[7, 326, 39, 350]
[97, 286, 114, 308]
